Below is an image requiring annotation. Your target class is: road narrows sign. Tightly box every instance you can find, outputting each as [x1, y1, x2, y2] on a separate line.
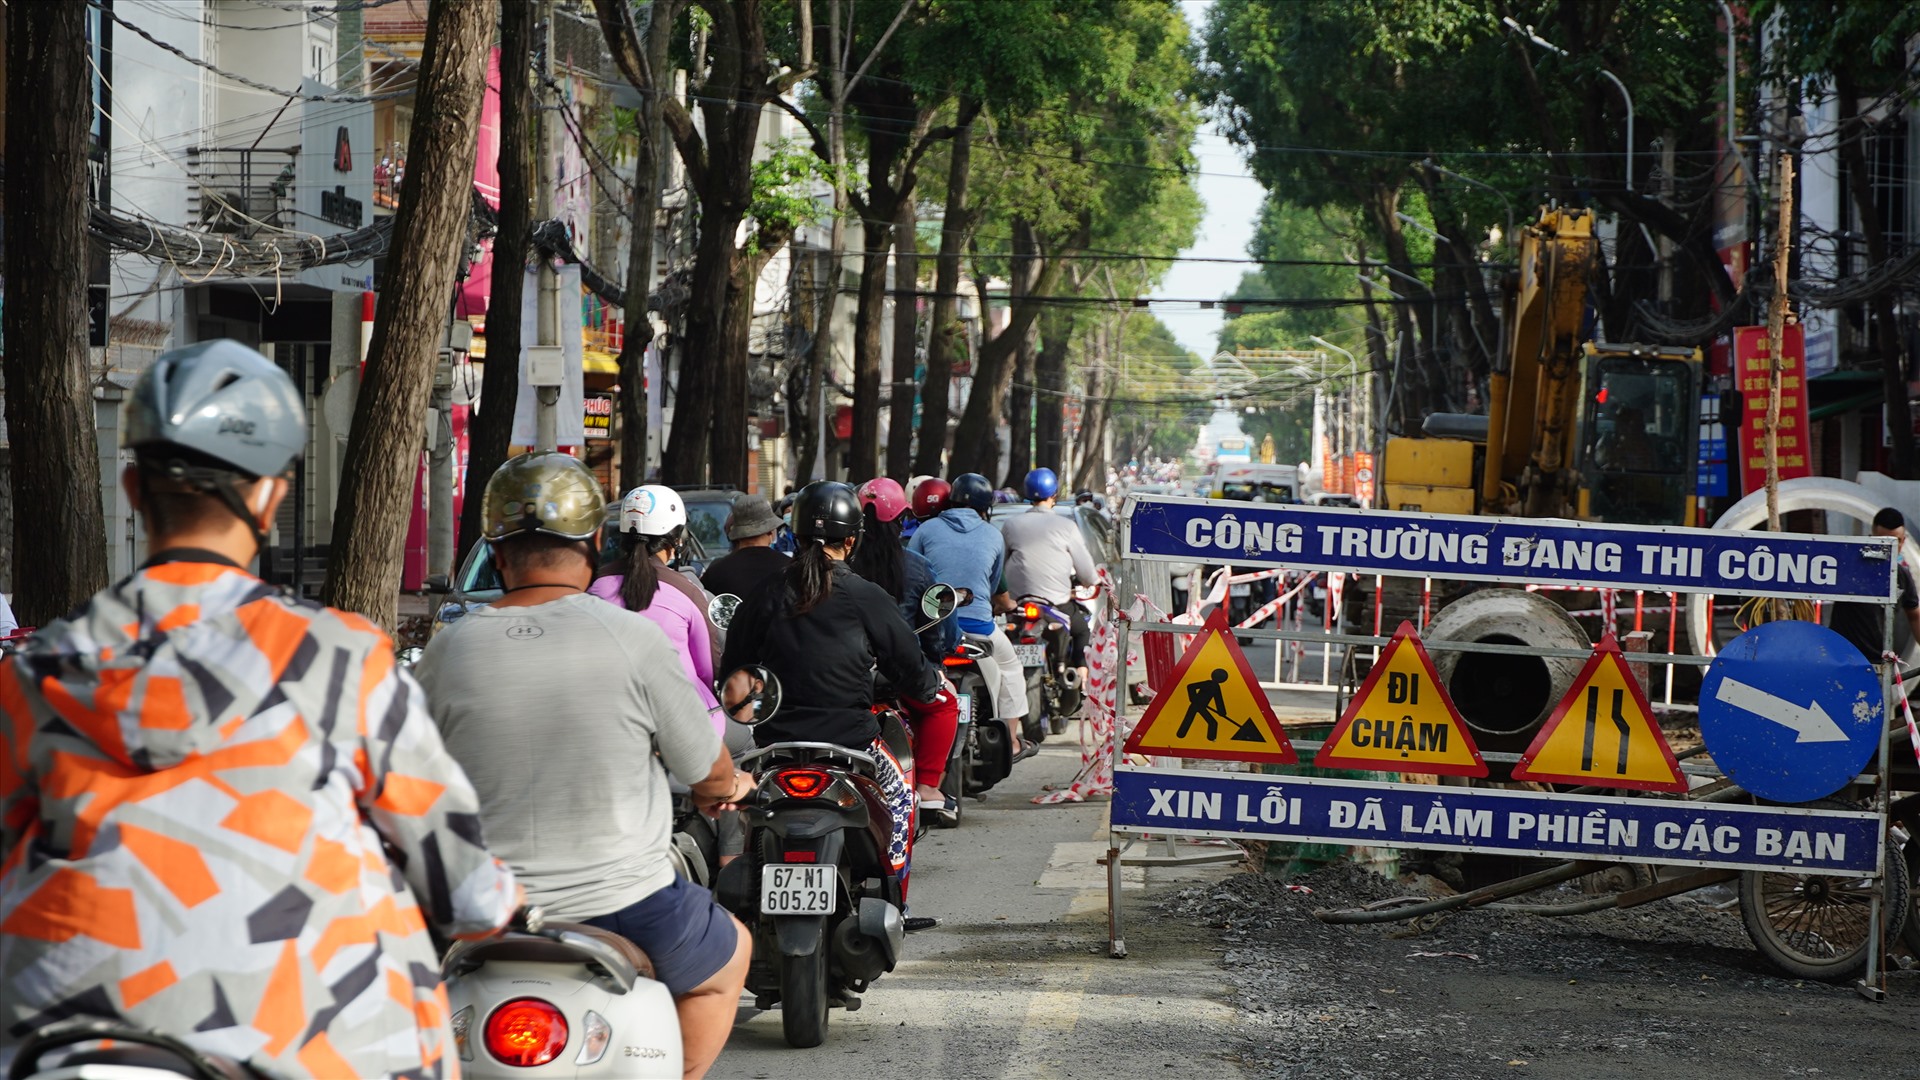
[1315, 621, 1488, 777]
[1511, 635, 1687, 793]
[1122, 608, 1297, 765]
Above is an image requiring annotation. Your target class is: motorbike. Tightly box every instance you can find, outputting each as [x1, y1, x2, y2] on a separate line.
[443, 660, 783, 1079]
[710, 587, 958, 1049]
[1007, 597, 1082, 738]
[8, 1019, 256, 1079]
[941, 638, 1024, 798]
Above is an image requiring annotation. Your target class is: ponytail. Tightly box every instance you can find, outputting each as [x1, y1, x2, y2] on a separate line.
[593, 533, 665, 612]
[847, 505, 906, 601]
[787, 540, 835, 615]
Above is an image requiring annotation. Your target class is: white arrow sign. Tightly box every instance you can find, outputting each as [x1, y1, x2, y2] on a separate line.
[1713, 677, 1849, 743]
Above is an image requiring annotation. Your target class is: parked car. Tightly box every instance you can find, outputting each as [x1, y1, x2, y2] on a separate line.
[674, 485, 746, 563]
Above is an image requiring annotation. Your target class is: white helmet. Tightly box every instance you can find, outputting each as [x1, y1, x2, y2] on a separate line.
[621, 484, 686, 537]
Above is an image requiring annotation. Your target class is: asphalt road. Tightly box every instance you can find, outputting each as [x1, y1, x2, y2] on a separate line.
[713, 732, 1247, 1080]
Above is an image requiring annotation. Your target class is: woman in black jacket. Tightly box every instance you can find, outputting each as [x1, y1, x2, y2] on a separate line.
[721, 481, 957, 921]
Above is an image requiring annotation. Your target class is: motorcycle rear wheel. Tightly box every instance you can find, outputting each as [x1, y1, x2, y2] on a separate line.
[780, 947, 830, 1047]
[1023, 673, 1046, 744]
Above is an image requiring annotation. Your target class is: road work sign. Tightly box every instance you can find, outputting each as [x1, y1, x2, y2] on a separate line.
[1699, 621, 1884, 803]
[1122, 608, 1297, 765]
[1315, 622, 1487, 777]
[1112, 767, 1882, 876]
[1512, 635, 1688, 793]
[1122, 496, 1896, 601]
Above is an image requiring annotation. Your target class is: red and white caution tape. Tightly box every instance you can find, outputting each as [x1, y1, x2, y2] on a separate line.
[1886, 651, 1920, 770]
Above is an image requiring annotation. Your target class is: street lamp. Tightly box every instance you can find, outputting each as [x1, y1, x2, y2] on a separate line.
[1418, 159, 1515, 249]
[1501, 16, 1636, 193]
[1394, 211, 1449, 246]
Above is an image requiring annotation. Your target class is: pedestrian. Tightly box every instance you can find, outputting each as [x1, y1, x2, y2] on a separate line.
[701, 493, 790, 601]
[1830, 506, 1920, 662]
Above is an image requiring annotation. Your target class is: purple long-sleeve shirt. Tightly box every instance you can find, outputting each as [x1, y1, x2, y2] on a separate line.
[588, 572, 721, 724]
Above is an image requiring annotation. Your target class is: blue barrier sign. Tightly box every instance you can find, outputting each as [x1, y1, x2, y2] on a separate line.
[1699, 621, 1886, 804]
[1122, 495, 1896, 601]
[1111, 767, 1881, 876]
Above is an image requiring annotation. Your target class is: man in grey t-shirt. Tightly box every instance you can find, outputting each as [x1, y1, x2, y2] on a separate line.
[415, 452, 752, 1080]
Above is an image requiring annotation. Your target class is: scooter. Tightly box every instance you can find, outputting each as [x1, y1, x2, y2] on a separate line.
[443, 662, 785, 1079]
[941, 639, 1022, 797]
[7, 1020, 256, 1079]
[1008, 596, 1083, 737]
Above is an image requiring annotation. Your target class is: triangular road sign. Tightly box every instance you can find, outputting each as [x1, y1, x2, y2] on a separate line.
[1512, 634, 1687, 793]
[1122, 607, 1297, 765]
[1315, 621, 1487, 777]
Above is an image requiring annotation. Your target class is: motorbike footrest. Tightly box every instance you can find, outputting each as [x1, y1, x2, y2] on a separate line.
[833, 994, 863, 1012]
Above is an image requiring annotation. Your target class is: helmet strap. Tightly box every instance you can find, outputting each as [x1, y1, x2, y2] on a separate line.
[140, 459, 273, 572]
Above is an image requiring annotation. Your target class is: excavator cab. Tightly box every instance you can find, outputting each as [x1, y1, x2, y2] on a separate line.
[1575, 343, 1702, 526]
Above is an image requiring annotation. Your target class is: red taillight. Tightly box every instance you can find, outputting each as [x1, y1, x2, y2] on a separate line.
[784, 850, 818, 863]
[1021, 603, 1042, 620]
[775, 768, 833, 799]
[485, 998, 568, 1067]
[1020, 636, 1038, 644]
[943, 654, 973, 667]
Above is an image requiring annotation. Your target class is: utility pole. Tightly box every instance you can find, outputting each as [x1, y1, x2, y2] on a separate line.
[427, 319, 467, 580]
[532, 0, 563, 451]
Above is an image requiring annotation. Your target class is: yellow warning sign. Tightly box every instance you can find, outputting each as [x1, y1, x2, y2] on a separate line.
[1122, 607, 1297, 765]
[1315, 621, 1487, 777]
[1511, 634, 1687, 793]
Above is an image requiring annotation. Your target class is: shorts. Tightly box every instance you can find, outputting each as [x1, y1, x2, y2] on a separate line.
[584, 875, 738, 997]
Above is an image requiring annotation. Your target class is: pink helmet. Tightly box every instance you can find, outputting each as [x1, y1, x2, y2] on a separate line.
[856, 476, 910, 523]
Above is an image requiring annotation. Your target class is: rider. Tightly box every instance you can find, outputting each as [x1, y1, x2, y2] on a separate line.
[851, 477, 963, 812]
[1001, 467, 1098, 687]
[700, 493, 790, 601]
[909, 473, 1031, 752]
[591, 486, 722, 729]
[0, 340, 519, 1079]
[626, 484, 726, 672]
[721, 481, 953, 929]
[906, 477, 951, 543]
[415, 453, 751, 1080]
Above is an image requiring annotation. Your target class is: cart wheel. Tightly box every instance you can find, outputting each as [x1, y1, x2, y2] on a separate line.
[1902, 842, 1920, 957]
[1578, 862, 1656, 896]
[1739, 798, 1910, 981]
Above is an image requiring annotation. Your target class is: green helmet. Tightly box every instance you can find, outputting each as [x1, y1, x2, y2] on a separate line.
[482, 452, 606, 542]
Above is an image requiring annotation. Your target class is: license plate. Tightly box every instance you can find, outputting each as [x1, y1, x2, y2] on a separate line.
[955, 692, 972, 725]
[761, 865, 835, 915]
[1013, 643, 1047, 667]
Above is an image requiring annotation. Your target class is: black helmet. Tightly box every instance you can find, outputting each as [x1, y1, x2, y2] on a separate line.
[792, 480, 863, 542]
[949, 473, 994, 515]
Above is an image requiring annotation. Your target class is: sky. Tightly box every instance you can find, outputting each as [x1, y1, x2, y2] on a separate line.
[1155, 0, 1266, 361]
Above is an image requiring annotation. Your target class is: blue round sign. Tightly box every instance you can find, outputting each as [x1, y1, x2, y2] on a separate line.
[1698, 621, 1884, 804]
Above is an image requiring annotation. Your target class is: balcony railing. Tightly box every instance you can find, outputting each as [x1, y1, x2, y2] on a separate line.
[186, 146, 300, 237]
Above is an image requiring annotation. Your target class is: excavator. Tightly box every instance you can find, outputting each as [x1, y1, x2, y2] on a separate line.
[1381, 207, 1703, 527]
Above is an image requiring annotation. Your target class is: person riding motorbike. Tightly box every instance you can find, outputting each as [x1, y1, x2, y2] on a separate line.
[910, 476, 951, 525]
[700, 493, 790, 601]
[414, 454, 751, 1080]
[850, 477, 963, 811]
[909, 473, 1031, 752]
[1001, 467, 1099, 686]
[901, 476, 941, 540]
[621, 484, 726, 672]
[591, 486, 724, 733]
[0, 340, 519, 1079]
[720, 481, 955, 929]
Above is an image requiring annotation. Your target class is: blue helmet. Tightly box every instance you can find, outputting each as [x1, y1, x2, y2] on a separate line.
[1023, 467, 1060, 502]
[949, 472, 995, 514]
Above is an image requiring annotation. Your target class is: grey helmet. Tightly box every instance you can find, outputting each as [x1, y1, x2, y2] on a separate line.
[126, 339, 306, 478]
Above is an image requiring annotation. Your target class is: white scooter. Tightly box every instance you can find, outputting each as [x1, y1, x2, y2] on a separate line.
[441, 665, 784, 1079]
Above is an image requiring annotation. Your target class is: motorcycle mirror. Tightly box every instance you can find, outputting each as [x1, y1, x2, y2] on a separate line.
[708, 593, 743, 629]
[424, 574, 451, 594]
[718, 664, 781, 725]
[920, 583, 958, 622]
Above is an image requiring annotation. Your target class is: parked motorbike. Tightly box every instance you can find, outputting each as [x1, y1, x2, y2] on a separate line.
[8, 1020, 255, 1079]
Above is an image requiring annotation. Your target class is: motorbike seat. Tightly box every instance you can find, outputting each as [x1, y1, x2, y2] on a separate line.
[49, 1044, 252, 1079]
[877, 710, 914, 775]
[444, 923, 657, 983]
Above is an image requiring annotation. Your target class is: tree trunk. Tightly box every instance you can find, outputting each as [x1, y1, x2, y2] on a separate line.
[3, 0, 106, 625]
[1004, 323, 1034, 487]
[1071, 348, 1107, 491]
[615, 1, 681, 493]
[886, 197, 918, 479]
[324, 0, 496, 626]
[664, 207, 734, 483]
[458, 0, 532, 564]
[848, 214, 893, 481]
[1835, 70, 1915, 479]
[912, 104, 979, 477]
[1035, 304, 1072, 474]
[950, 218, 1058, 478]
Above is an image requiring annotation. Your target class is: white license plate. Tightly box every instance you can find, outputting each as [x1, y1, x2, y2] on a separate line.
[1013, 643, 1047, 667]
[955, 692, 972, 724]
[761, 865, 835, 915]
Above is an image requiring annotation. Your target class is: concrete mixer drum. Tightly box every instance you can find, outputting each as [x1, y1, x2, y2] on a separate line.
[1425, 587, 1592, 739]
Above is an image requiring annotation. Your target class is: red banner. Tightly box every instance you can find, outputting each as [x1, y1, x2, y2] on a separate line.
[1733, 324, 1810, 496]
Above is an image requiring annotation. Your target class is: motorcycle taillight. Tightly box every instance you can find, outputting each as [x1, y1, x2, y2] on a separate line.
[1021, 602, 1042, 620]
[775, 768, 834, 799]
[484, 998, 569, 1066]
